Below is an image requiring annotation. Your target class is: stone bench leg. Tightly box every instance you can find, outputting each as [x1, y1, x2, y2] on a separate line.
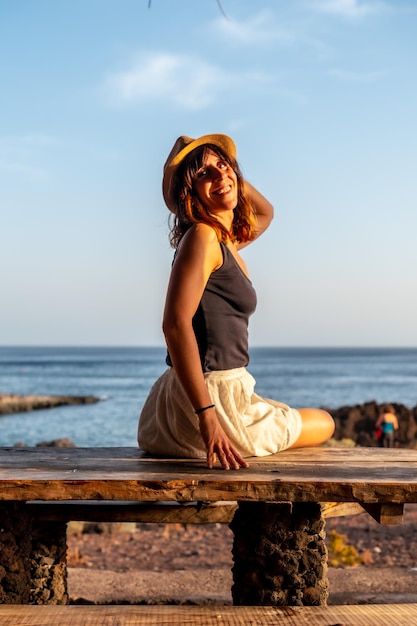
[0, 502, 68, 604]
[230, 502, 328, 606]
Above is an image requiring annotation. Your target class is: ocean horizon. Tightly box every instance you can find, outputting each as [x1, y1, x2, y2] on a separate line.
[1, 346, 416, 447]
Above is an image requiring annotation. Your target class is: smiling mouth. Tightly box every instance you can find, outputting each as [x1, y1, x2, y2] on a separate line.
[212, 184, 232, 196]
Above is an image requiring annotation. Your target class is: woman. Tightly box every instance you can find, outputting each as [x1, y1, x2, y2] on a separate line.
[138, 133, 335, 470]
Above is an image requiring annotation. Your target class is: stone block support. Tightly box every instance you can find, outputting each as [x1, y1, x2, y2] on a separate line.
[0, 502, 68, 604]
[230, 501, 328, 606]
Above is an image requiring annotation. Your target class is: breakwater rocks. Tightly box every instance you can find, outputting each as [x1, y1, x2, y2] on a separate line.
[0, 393, 99, 416]
[328, 401, 417, 448]
[14, 438, 76, 448]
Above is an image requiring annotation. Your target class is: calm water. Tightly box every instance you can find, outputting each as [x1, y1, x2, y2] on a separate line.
[0, 346, 416, 447]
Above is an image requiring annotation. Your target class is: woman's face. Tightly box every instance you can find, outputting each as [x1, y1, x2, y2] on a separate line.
[192, 149, 238, 214]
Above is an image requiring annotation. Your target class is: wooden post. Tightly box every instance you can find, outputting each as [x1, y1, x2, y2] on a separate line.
[0, 502, 68, 604]
[230, 502, 329, 606]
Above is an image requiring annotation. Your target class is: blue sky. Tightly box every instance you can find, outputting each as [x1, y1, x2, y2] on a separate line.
[1, 0, 416, 347]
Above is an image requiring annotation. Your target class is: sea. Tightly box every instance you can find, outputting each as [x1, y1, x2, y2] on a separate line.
[0, 346, 416, 448]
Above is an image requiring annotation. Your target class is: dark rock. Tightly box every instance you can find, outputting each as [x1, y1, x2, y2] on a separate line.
[36, 438, 76, 448]
[230, 502, 328, 606]
[14, 438, 77, 448]
[0, 502, 68, 604]
[325, 401, 417, 448]
[0, 393, 100, 416]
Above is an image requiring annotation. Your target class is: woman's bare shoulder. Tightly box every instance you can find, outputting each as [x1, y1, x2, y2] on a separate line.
[178, 224, 221, 254]
[187, 223, 219, 242]
[175, 224, 222, 270]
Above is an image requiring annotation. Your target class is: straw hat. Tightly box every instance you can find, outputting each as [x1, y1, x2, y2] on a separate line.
[162, 133, 236, 213]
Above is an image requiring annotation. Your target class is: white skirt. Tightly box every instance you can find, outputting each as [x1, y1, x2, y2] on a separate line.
[138, 367, 302, 459]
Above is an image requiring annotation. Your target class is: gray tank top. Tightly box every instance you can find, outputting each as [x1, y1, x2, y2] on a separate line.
[167, 242, 257, 371]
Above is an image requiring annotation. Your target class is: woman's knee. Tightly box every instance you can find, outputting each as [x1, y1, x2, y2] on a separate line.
[292, 408, 335, 448]
[318, 408, 335, 441]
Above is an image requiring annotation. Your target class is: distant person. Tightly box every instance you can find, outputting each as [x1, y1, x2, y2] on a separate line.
[375, 404, 398, 448]
[138, 133, 335, 469]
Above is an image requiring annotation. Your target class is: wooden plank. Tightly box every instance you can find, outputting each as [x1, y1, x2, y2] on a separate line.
[27, 499, 404, 525]
[1, 447, 417, 505]
[246, 446, 417, 463]
[362, 502, 405, 525]
[321, 501, 365, 518]
[1, 604, 417, 626]
[4, 445, 417, 465]
[26, 500, 238, 523]
[321, 501, 405, 525]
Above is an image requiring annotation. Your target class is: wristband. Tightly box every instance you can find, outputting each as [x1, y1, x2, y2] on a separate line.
[194, 404, 215, 415]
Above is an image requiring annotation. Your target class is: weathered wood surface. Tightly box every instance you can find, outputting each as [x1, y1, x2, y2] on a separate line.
[1, 604, 417, 625]
[361, 502, 405, 525]
[27, 500, 404, 525]
[1, 446, 417, 504]
[321, 501, 366, 518]
[320, 501, 405, 525]
[29, 500, 365, 525]
[27, 500, 239, 524]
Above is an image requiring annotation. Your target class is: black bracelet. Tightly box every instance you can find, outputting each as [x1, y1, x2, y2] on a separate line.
[194, 404, 215, 415]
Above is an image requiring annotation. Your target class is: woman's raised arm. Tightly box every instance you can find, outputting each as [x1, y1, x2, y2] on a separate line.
[239, 181, 274, 248]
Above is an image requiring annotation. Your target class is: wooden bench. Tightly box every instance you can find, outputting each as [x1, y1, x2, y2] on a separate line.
[1, 603, 417, 625]
[1, 445, 417, 610]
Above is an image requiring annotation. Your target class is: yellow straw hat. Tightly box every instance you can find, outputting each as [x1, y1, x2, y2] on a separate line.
[162, 133, 236, 213]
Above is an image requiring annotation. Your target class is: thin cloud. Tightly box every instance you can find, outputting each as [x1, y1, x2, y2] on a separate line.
[213, 10, 295, 45]
[18, 133, 57, 146]
[314, 0, 386, 17]
[0, 158, 48, 183]
[329, 68, 385, 81]
[0, 133, 56, 182]
[105, 52, 273, 110]
[0, 133, 57, 151]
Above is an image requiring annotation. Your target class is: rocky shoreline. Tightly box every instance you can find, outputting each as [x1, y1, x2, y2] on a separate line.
[2, 395, 417, 450]
[0, 393, 99, 416]
[328, 400, 417, 448]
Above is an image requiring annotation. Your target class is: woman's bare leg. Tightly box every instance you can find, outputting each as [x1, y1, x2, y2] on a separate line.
[290, 408, 335, 448]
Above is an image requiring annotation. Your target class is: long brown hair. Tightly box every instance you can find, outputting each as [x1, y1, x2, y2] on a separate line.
[168, 144, 256, 248]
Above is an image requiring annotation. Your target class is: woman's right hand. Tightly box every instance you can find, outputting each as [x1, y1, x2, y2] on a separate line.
[198, 409, 249, 470]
